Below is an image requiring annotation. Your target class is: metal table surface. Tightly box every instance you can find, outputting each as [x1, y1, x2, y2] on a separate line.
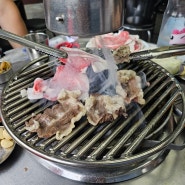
[0, 145, 185, 185]
[0, 55, 185, 185]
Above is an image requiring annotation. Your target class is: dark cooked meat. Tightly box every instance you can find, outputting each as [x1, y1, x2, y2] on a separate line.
[25, 90, 86, 140]
[85, 94, 126, 126]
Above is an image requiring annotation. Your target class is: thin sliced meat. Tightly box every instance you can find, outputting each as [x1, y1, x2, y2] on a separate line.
[117, 70, 145, 105]
[27, 48, 109, 101]
[86, 30, 143, 51]
[85, 94, 126, 126]
[59, 47, 108, 73]
[25, 90, 86, 140]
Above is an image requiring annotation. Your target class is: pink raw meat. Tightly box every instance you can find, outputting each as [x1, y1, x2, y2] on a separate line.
[94, 31, 130, 50]
[32, 64, 89, 101]
[86, 31, 130, 50]
[86, 30, 143, 51]
[59, 47, 107, 72]
[29, 48, 108, 101]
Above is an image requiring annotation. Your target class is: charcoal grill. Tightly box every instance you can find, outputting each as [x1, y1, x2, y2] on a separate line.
[1, 55, 185, 184]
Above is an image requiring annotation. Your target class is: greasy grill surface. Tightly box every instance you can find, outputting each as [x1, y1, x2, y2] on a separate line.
[1, 56, 185, 167]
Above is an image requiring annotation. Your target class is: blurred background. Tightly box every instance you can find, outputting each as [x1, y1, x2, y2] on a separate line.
[22, 0, 168, 43]
[0, 0, 168, 54]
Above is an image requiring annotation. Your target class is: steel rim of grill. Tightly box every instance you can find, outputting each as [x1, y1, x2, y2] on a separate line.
[1, 55, 185, 169]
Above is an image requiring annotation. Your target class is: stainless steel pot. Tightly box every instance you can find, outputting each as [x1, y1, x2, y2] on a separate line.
[43, 0, 124, 36]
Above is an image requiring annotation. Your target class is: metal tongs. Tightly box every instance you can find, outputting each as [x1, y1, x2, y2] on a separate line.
[0, 29, 68, 59]
[129, 44, 185, 61]
[1, 29, 185, 62]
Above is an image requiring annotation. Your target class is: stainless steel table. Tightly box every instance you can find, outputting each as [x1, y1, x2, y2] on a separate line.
[0, 144, 185, 185]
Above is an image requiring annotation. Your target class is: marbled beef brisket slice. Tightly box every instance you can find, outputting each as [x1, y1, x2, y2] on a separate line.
[117, 70, 145, 105]
[25, 90, 86, 140]
[85, 94, 126, 126]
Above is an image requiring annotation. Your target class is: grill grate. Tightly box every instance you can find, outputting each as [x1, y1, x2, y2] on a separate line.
[1, 57, 185, 168]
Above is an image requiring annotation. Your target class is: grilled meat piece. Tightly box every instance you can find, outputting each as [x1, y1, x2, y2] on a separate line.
[113, 45, 131, 64]
[85, 94, 126, 126]
[117, 70, 145, 105]
[25, 90, 86, 140]
[25, 68, 146, 139]
[85, 69, 145, 126]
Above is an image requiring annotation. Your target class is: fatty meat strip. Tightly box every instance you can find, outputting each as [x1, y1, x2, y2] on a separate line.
[85, 70, 146, 126]
[85, 94, 127, 126]
[25, 90, 86, 140]
[86, 30, 143, 52]
[116, 70, 146, 105]
[27, 47, 109, 101]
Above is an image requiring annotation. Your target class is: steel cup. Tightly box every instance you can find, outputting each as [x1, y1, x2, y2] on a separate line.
[24, 32, 49, 61]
